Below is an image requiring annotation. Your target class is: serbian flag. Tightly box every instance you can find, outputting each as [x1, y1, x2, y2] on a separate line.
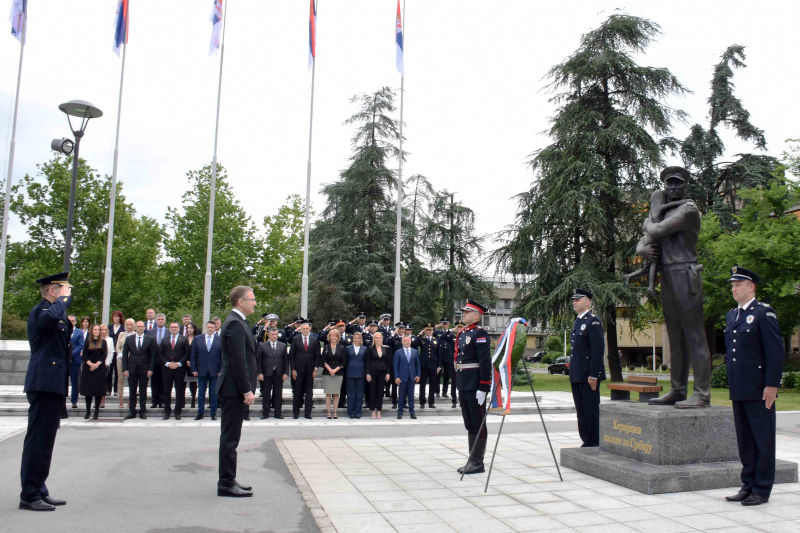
[113, 0, 129, 55]
[308, 0, 316, 69]
[9, 0, 25, 42]
[395, 0, 403, 75]
[489, 317, 527, 414]
[209, 0, 223, 55]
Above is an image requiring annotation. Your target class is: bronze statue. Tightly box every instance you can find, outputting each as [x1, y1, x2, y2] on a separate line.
[635, 166, 710, 408]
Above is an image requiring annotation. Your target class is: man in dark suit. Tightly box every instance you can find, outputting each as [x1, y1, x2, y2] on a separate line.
[191, 320, 222, 420]
[257, 327, 288, 419]
[122, 320, 156, 419]
[144, 308, 156, 332]
[289, 321, 320, 419]
[568, 289, 606, 448]
[145, 313, 168, 408]
[160, 322, 189, 420]
[724, 267, 784, 506]
[216, 285, 258, 497]
[394, 334, 421, 420]
[19, 272, 73, 512]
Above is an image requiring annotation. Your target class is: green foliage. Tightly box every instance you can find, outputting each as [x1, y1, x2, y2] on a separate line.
[711, 363, 728, 389]
[698, 177, 800, 335]
[162, 164, 260, 320]
[545, 335, 563, 353]
[6, 156, 163, 321]
[541, 352, 559, 365]
[782, 371, 800, 389]
[492, 14, 687, 381]
[645, 355, 662, 368]
[1, 312, 27, 340]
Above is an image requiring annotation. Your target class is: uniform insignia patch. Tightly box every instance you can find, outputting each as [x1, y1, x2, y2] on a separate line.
[746, 315, 754, 324]
[466, 337, 471, 345]
[476, 337, 487, 343]
[766, 312, 777, 319]
[592, 321, 601, 326]
[580, 324, 586, 331]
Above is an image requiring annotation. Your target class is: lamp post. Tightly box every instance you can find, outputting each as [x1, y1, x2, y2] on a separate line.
[56, 100, 102, 272]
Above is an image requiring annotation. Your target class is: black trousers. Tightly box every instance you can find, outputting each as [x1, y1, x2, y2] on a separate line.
[162, 368, 186, 414]
[150, 365, 163, 406]
[458, 389, 487, 438]
[571, 381, 600, 447]
[127, 366, 149, 414]
[293, 369, 314, 417]
[419, 367, 438, 406]
[367, 373, 387, 411]
[733, 399, 776, 497]
[218, 394, 244, 488]
[106, 354, 118, 393]
[441, 362, 456, 398]
[261, 373, 284, 416]
[20, 392, 63, 502]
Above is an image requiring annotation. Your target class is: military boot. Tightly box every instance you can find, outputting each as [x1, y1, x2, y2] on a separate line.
[457, 434, 476, 474]
[463, 436, 486, 474]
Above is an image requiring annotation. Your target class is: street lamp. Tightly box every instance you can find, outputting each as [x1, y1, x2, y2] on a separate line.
[56, 100, 102, 272]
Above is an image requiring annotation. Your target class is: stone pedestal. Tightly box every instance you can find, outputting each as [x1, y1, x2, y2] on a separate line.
[561, 402, 798, 494]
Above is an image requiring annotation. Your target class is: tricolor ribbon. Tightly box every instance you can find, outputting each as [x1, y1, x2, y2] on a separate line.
[489, 317, 527, 414]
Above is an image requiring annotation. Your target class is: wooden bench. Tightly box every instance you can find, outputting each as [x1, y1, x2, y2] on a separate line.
[607, 375, 662, 402]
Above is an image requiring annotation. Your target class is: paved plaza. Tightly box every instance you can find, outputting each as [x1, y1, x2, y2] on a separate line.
[1, 396, 799, 532]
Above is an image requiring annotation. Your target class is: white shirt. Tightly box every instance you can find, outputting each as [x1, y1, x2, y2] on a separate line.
[739, 297, 756, 312]
[232, 308, 246, 321]
[577, 309, 591, 319]
[104, 337, 115, 365]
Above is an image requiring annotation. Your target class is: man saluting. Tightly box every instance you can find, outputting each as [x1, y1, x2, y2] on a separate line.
[19, 272, 73, 511]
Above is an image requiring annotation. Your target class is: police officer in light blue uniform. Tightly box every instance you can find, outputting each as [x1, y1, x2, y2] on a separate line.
[569, 289, 606, 447]
[723, 266, 783, 506]
[19, 272, 73, 511]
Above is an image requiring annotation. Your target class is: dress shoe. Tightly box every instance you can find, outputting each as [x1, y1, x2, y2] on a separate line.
[410, 413, 417, 419]
[725, 490, 751, 502]
[648, 390, 686, 406]
[429, 404, 436, 409]
[42, 495, 66, 506]
[217, 485, 253, 498]
[83, 411, 90, 420]
[462, 462, 485, 474]
[420, 404, 425, 409]
[163, 413, 170, 420]
[675, 394, 710, 409]
[210, 414, 217, 420]
[235, 481, 252, 491]
[293, 414, 299, 419]
[139, 412, 147, 419]
[71, 403, 77, 408]
[150, 403, 158, 409]
[741, 493, 769, 506]
[195, 413, 204, 420]
[19, 499, 55, 511]
[392, 403, 397, 409]
[304, 415, 312, 419]
[175, 414, 181, 420]
[243, 414, 250, 421]
[397, 413, 402, 419]
[443, 393, 449, 398]
[261, 414, 269, 419]
[274, 414, 283, 419]
[124, 412, 137, 420]
[452, 401, 457, 408]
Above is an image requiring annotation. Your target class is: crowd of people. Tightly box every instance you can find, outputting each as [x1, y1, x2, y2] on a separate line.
[64, 308, 467, 421]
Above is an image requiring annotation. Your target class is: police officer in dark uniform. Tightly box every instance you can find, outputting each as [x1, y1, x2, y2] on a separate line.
[723, 266, 783, 506]
[377, 313, 393, 340]
[19, 272, 73, 511]
[252, 313, 270, 343]
[283, 317, 302, 344]
[346, 312, 367, 335]
[436, 318, 457, 407]
[569, 289, 606, 447]
[387, 322, 405, 407]
[417, 323, 441, 408]
[455, 299, 491, 474]
[361, 320, 376, 348]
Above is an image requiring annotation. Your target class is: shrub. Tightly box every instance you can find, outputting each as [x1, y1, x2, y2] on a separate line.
[545, 335, 563, 353]
[782, 371, 800, 389]
[660, 363, 669, 371]
[711, 363, 728, 389]
[1, 312, 27, 340]
[541, 352, 559, 365]
[645, 355, 662, 369]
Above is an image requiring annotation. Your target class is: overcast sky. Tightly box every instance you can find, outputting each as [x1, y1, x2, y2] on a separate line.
[1, 1, 798, 263]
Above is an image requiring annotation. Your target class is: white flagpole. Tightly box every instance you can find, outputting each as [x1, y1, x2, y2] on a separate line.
[203, 0, 228, 325]
[300, 2, 318, 318]
[392, 0, 406, 324]
[0, 13, 26, 336]
[101, 41, 128, 326]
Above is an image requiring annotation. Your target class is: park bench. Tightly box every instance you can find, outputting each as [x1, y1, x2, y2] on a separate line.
[607, 375, 662, 402]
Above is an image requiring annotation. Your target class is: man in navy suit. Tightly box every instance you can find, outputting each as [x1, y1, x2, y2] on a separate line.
[724, 266, 784, 506]
[122, 320, 156, 419]
[289, 321, 320, 419]
[145, 313, 168, 408]
[68, 315, 83, 409]
[394, 334, 420, 419]
[192, 320, 222, 420]
[19, 272, 73, 511]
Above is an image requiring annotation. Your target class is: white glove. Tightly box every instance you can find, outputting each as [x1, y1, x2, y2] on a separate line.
[476, 390, 487, 405]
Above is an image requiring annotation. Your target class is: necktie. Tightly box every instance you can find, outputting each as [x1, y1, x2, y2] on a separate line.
[206, 336, 212, 350]
[406, 348, 410, 361]
[272, 342, 276, 351]
[137, 336, 141, 350]
[171, 336, 175, 349]
[304, 336, 308, 350]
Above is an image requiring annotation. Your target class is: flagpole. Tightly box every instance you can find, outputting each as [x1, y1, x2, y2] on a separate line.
[392, 0, 406, 324]
[101, 41, 127, 325]
[203, 0, 228, 325]
[0, 13, 26, 336]
[300, 2, 317, 318]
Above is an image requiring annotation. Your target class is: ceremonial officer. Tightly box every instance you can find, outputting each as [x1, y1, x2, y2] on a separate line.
[19, 272, 73, 511]
[346, 312, 367, 335]
[436, 318, 457, 407]
[252, 313, 269, 343]
[417, 323, 441, 409]
[377, 313, 393, 340]
[723, 266, 783, 506]
[569, 289, 606, 447]
[455, 299, 492, 475]
[361, 320, 377, 347]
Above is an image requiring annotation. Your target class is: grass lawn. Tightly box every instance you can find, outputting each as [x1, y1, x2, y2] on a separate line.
[522, 373, 800, 411]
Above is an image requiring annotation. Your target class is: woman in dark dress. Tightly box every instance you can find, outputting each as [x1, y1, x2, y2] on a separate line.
[321, 328, 346, 419]
[182, 322, 198, 408]
[80, 325, 108, 420]
[365, 332, 390, 418]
